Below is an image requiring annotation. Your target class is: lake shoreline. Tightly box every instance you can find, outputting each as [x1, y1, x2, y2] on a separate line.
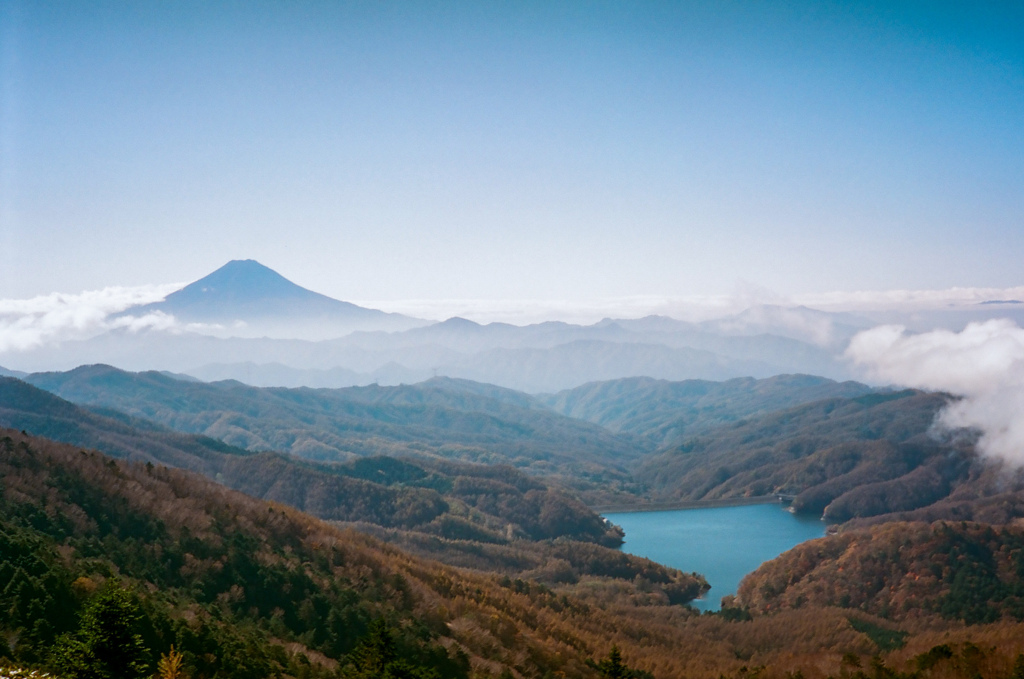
[592, 495, 782, 514]
[600, 501, 826, 611]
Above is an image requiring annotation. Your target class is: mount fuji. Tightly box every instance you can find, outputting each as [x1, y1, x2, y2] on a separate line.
[123, 259, 426, 339]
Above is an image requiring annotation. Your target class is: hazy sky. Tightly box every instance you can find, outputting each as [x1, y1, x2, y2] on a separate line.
[1, 1, 1022, 303]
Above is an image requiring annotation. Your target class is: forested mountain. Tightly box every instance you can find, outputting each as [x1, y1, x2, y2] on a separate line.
[541, 374, 873, 447]
[6, 428, 1024, 679]
[23, 365, 644, 492]
[630, 390, 1024, 524]
[737, 521, 1024, 624]
[0, 428, 702, 678]
[0, 376, 626, 548]
[23, 365, 1024, 523]
[630, 391, 999, 518]
[6, 369, 1024, 679]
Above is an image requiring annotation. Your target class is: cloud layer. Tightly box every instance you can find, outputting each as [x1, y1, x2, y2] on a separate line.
[359, 285, 1024, 325]
[847, 319, 1024, 466]
[0, 284, 181, 353]
[797, 286, 1024, 312]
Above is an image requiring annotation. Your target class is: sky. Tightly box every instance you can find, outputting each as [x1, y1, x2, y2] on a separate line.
[1, 0, 1022, 305]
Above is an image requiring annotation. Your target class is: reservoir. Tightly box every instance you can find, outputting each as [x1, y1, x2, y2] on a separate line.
[603, 503, 826, 612]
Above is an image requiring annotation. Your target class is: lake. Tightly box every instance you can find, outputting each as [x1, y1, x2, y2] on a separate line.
[603, 503, 826, 612]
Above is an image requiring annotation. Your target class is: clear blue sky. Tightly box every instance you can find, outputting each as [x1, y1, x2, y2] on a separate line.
[1, 1, 1022, 302]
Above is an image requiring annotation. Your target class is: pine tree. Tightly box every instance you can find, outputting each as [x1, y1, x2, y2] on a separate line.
[596, 646, 628, 679]
[51, 584, 150, 679]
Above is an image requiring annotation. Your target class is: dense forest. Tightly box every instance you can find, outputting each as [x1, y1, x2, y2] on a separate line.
[630, 391, 1024, 525]
[6, 428, 1024, 679]
[0, 377, 626, 546]
[737, 521, 1024, 624]
[0, 429, 692, 678]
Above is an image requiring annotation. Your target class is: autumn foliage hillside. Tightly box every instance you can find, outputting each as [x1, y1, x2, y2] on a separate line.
[6, 429, 1024, 679]
[0, 376, 623, 547]
[0, 428, 711, 678]
[738, 520, 1024, 624]
[630, 390, 1024, 525]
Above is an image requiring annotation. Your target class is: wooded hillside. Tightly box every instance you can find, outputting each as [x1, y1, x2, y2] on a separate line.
[0, 429, 706, 678]
[24, 365, 643, 492]
[738, 520, 1024, 625]
[542, 374, 872, 447]
[0, 377, 627, 549]
[5, 431, 1024, 679]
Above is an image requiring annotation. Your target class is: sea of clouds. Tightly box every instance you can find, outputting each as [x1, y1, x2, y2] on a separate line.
[848, 319, 1024, 467]
[0, 284, 181, 352]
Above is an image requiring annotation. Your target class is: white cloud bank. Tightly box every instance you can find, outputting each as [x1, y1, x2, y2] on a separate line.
[847, 319, 1024, 467]
[797, 286, 1024, 312]
[359, 285, 1024, 326]
[0, 284, 181, 353]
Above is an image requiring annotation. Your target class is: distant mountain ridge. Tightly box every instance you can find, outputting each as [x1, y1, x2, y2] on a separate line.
[17, 362, 1024, 525]
[6, 309, 855, 390]
[1, 259, 865, 385]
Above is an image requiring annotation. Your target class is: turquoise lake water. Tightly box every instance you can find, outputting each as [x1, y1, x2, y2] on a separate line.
[603, 503, 826, 612]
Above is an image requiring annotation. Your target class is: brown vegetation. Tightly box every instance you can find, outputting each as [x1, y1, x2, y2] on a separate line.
[738, 520, 1024, 624]
[5, 428, 1024, 678]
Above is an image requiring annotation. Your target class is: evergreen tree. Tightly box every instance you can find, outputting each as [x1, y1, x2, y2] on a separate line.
[596, 646, 628, 679]
[343, 620, 439, 679]
[589, 646, 654, 679]
[51, 584, 150, 679]
[1013, 653, 1024, 679]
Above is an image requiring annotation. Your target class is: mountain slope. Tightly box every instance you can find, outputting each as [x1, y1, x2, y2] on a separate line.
[0, 376, 624, 546]
[542, 374, 874, 447]
[631, 390, 1024, 524]
[737, 521, 1024, 624]
[0, 428, 705, 678]
[6, 429, 1024, 679]
[23, 365, 646, 493]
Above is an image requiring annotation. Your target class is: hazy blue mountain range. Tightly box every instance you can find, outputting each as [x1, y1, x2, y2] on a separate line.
[1, 324, 850, 392]
[0, 365, 27, 378]
[5, 261, 1024, 392]
[1, 264, 854, 389]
